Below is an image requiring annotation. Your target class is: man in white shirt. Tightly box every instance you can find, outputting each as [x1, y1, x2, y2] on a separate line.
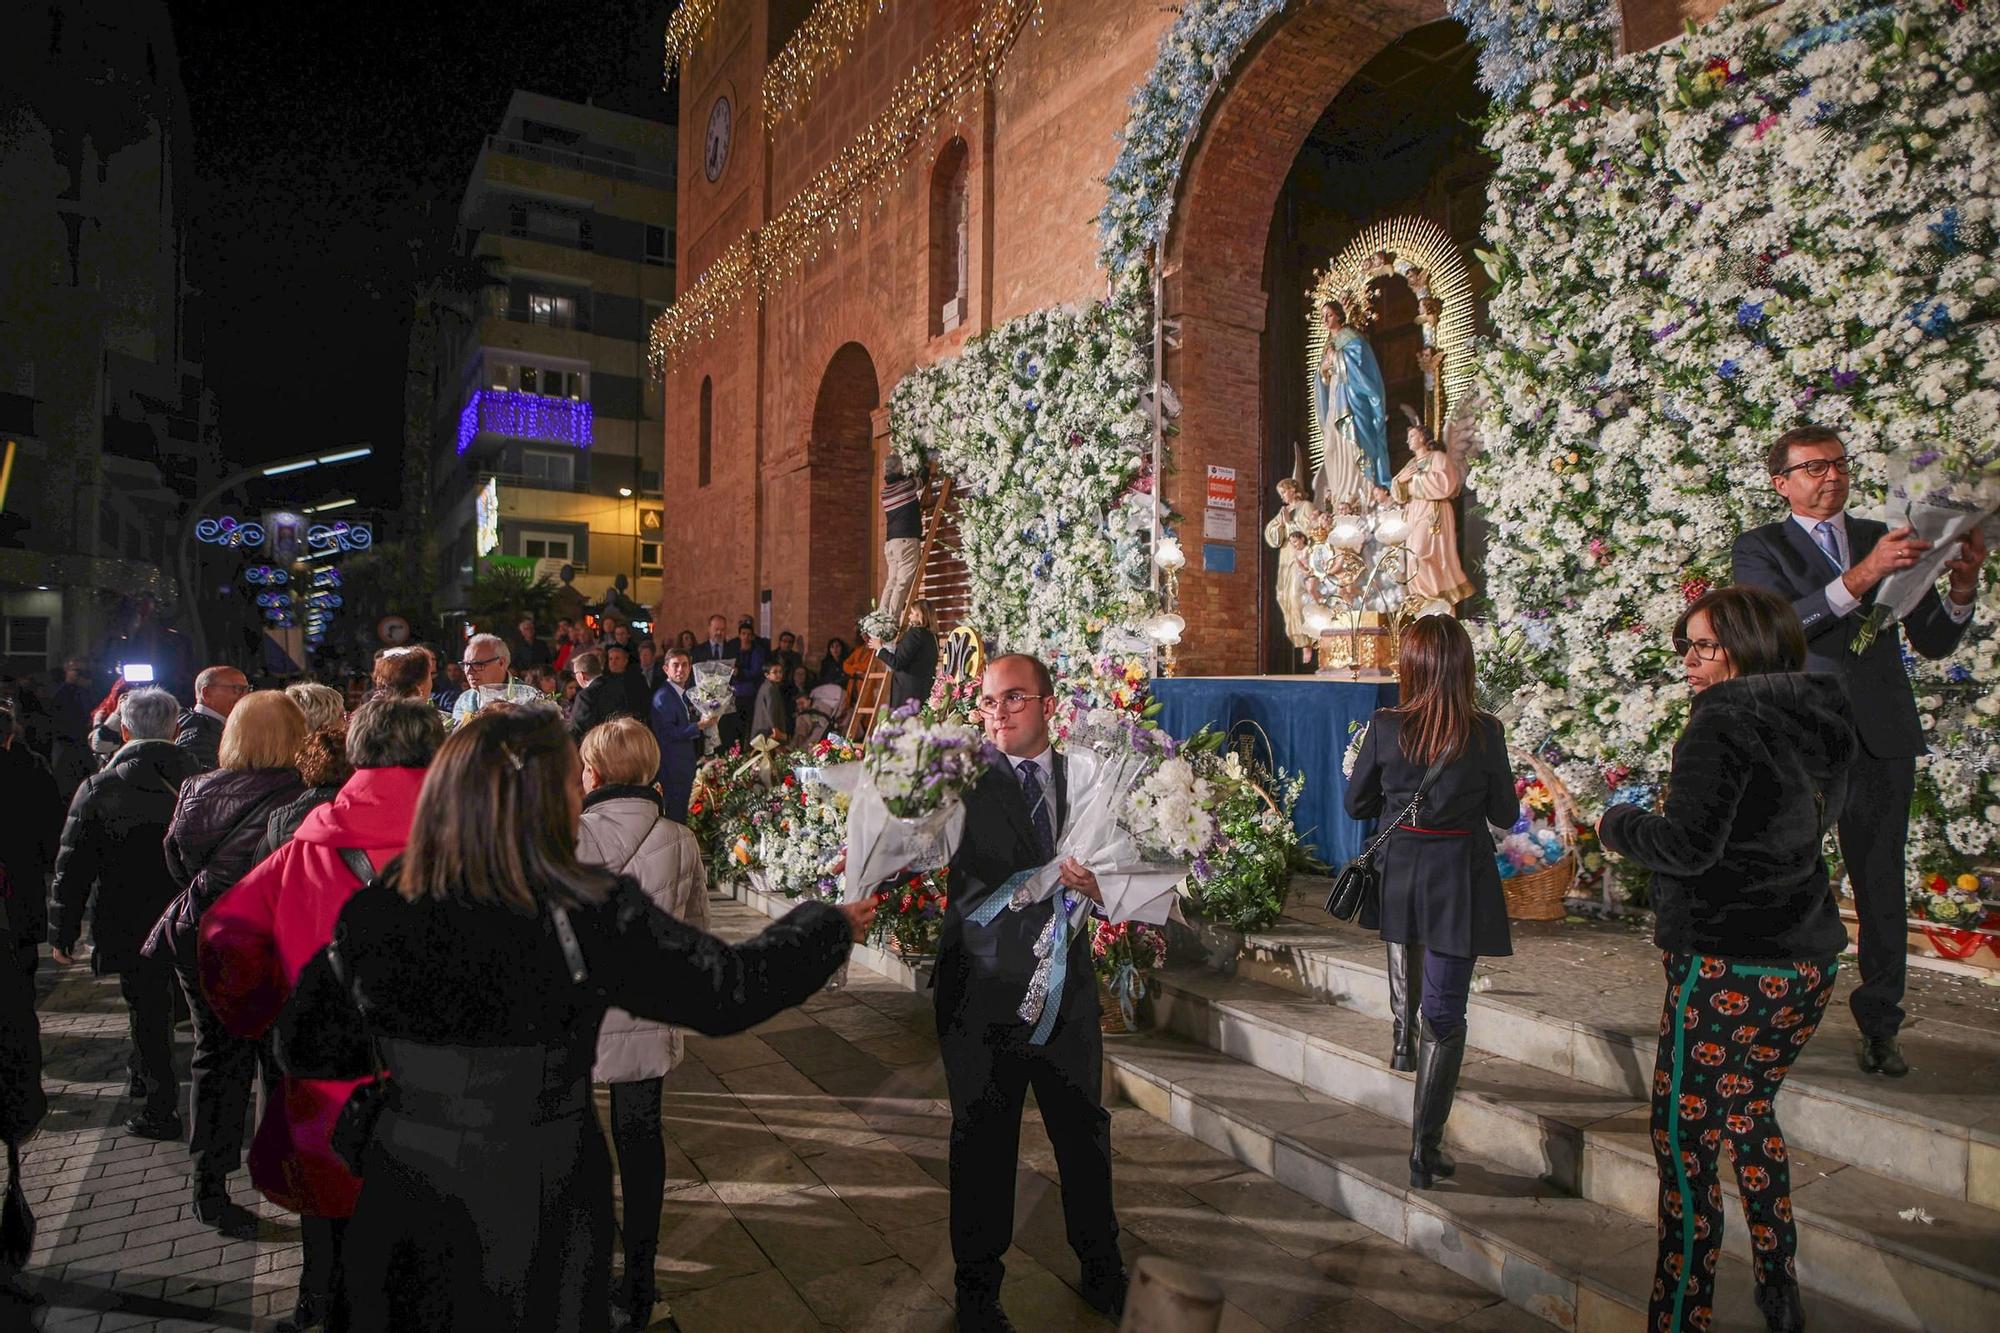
[1732, 425, 1986, 1077]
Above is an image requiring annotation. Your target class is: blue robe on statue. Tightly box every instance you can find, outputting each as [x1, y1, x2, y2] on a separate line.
[1314, 327, 1391, 489]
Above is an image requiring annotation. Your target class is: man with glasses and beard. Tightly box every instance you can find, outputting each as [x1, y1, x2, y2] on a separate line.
[1732, 425, 1988, 1078]
[932, 653, 1126, 1332]
[449, 634, 546, 725]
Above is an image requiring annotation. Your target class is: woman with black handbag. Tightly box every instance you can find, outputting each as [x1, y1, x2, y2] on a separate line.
[1342, 615, 1517, 1189]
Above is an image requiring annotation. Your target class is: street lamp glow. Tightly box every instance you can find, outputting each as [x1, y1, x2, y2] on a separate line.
[303, 498, 357, 514]
[261, 459, 316, 476]
[617, 486, 633, 497]
[315, 448, 372, 465]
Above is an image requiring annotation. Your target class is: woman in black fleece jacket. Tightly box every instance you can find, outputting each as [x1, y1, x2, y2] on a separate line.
[1598, 585, 1855, 1333]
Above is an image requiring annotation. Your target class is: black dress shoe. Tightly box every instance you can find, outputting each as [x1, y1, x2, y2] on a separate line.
[1754, 1277, 1806, 1331]
[1857, 1035, 1910, 1077]
[1079, 1261, 1129, 1320]
[275, 1292, 327, 1332]
[123, 1111, 183, 1141]
[955, 1291, 1018, 1333]
[191, 1196, 259, 1239]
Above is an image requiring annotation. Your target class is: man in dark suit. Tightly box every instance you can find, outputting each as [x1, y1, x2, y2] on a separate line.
[174, 665, 248, 771]
[565, 651, 622, 743]
[934, 653, 1125, 1331]
[1732, 425, 1986, 1077]
[649, 649, 708, 824]
[696, 614, 732, 665]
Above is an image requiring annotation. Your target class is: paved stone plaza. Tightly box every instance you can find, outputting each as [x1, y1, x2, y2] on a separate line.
[11, 895, 1555, 1332]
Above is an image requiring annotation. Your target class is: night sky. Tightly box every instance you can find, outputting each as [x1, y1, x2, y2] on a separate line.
[166, 0, 677, 510]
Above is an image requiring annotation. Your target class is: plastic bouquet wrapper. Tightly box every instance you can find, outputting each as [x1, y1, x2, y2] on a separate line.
[857, 606, 900, 642]
[688, 660, 734, 716]
[1852, 459, 1999, 653]
[1001, 708, 1216, 928]
[817, 704, 995, 903]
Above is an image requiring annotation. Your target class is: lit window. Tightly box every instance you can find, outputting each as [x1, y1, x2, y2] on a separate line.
[519, 365, 539, 394]
[528, 294, 575, 328]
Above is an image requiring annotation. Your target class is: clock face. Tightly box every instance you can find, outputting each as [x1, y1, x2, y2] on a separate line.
[704, 97, 732, 183]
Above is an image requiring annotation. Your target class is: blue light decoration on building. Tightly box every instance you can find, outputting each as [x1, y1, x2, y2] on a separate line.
[456, 389, 594, 454]
[195, 517, 268, 548]
[306, 521, 373, 552]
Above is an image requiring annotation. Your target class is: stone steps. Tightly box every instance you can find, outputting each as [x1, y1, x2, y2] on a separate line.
[1212, 915, 2000, 1208]
[1142, 965, 2000, 1333]
[1104, 1032, 1910, 1333]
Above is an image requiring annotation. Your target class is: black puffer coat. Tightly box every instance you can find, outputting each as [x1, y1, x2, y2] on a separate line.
[48, 740, 202, 972]
[0, 741, 63, 955]
[174, 708, 224, 771]
[256, 784, 343, 860]
[1598, 673, 1855, 961]
[148, 765, 304, 962]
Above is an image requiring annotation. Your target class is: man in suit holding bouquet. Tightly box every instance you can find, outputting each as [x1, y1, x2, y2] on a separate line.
[933, 652, 1125, 1332]
[1732, 425, 1986, 1077]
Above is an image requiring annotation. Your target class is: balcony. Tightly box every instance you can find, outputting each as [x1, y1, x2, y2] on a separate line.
[456, 389, 594, 455]
[481, 135, 675, 191]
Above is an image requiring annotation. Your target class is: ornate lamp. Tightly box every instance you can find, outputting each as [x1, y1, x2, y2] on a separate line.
[1152, 536, 1187, 675]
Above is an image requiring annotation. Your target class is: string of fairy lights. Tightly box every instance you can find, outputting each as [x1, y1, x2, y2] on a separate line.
[649, 0, 1044, 372]
[765, 0, 896, 127]
[660, 0, 721, 83]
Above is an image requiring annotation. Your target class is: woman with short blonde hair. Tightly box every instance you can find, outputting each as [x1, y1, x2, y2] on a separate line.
[219, 691, 310, 771]
[577, 716, 661, 789]
[155, 688, 307, 1235]
[285, 682, 347, 735]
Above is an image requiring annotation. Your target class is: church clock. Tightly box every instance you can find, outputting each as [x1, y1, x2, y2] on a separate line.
[704, 96, 732, 183]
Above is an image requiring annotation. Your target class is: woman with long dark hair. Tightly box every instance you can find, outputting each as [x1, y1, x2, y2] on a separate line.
[285, 706, 873, 1330]
[1343, 615, 1517, 1189]
[1598, 586, 1853, 1333]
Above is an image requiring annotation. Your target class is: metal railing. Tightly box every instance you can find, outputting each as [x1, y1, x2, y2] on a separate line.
[482, 135, 676, 190]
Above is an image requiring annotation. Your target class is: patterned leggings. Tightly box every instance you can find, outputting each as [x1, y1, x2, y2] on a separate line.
[1647, 951, 1838, 1333]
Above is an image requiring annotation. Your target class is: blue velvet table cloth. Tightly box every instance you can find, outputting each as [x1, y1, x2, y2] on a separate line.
[1151, 676, 1397, 866]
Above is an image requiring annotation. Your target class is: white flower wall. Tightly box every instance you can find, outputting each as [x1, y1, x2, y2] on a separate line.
[1472, 0, 2000, 875]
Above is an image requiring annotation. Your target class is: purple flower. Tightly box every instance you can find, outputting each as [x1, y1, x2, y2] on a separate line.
[1718, 359, 1740, 380]
[1831, 370, 1860, 389]
[1736, 300, 1765, 330]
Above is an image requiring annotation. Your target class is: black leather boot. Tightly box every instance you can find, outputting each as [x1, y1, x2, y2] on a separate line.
[1409, 1015, 1464, 1189]
[1385, 943, 1422, 1071]
[1754, 1277, 1805, 1331]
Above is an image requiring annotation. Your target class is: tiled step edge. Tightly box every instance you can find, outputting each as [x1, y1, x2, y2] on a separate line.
[1149, 967, 2000, 1332]
[1105, 1033, 1909, 1333]
[1214, 921, 1987, 1205]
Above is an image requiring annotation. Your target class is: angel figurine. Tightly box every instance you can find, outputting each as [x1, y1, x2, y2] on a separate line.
[1377, 422, 1474, 615]
[1264, 476, 1320, 652]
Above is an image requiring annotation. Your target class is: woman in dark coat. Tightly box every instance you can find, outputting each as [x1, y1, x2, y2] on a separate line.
[1597, 586, 1854, 1333]
[284, 706, 876, 1332]
[873, 598, 940, 711]
[1343, 614, 1516, 1190]
[152, 691, 307, 1235]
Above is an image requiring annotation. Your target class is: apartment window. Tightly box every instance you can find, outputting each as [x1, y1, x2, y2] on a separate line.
[528, 293, 575, 328]
[640, 541, 662, 573]
[492, 361, 585, 399]
[4, 616, 49, 657]
[645, 225, 668, 266]
[640, 468, 662, 494]
[521, 531, 573, 562]
[698, 377, 712, 487]
[519, 449, 575, 485]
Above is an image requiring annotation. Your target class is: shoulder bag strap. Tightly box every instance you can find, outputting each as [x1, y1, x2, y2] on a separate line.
[1357, 755, 1450, 863]
[549, 903, 588, 985]
[336, 847, 376, 889]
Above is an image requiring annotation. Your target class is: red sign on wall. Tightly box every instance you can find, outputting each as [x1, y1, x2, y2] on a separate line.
[1206, 465, 1237, 509]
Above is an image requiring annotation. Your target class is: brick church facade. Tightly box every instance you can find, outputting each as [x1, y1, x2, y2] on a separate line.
[656, 0, 1721, 673]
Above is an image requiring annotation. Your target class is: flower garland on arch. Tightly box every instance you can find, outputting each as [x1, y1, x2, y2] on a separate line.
[1469, 0, 2000, 881]
[889, 298, 1161, 665]
[1444, 0, 1620, 106]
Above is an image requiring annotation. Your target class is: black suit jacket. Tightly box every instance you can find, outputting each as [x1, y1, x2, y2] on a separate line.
[935, 753, 1093, 1026]
[173, 709, 223, 772]
[1732, 516, 1971, 759]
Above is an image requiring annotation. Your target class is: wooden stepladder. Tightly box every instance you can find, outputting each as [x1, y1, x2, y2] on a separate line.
[850, 475, 965, 739]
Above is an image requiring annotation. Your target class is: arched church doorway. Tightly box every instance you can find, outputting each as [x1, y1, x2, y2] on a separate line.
[1161, 2, 1492, 676]
[803, 341, 881, 652]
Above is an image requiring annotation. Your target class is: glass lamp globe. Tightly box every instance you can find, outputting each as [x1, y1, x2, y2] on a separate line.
[1153, 537, 1187, 572]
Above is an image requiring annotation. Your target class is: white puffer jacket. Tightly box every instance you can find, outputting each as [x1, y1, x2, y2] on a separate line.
[577, 787, 709, 1083]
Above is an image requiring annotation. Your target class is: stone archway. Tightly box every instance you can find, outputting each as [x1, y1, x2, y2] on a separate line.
[799, 341, 881, 654]
[1160, 0, 1446, 676]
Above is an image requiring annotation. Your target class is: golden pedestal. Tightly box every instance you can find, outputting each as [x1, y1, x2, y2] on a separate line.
[1316, 613, 1395, 676]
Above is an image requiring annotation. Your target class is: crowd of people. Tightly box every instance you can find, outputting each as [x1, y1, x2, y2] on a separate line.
[0, 423, 1988, 1333]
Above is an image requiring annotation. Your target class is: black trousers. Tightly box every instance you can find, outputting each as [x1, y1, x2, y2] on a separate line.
[1837, 749, 1915, 1038]
[118, 954, 179, 1119]
[608, 1076, 666, 1284]
[177, 968, 271, 1198]
[937, 1001, 1120, 1297]
[1417, 949, 1478, 1040]
[300, 1215, 351, 1330]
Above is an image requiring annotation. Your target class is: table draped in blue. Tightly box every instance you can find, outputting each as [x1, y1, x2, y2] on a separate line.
[1151, 676, 1397, 867]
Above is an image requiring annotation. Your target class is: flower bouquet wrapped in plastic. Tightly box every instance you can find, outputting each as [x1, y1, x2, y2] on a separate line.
[1001, 707, 1220, 927]
[1852, 451, 1999, 652]
[687, 660, 734, 717]
[816, 703, 995, 902]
